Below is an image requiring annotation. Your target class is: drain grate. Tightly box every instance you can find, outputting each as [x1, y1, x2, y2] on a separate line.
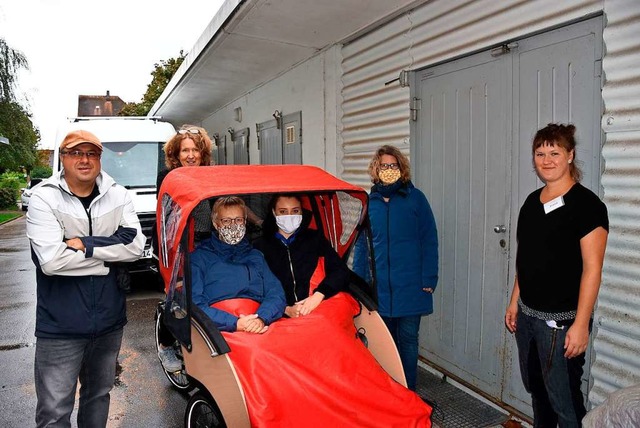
[417, 367, 508, 428]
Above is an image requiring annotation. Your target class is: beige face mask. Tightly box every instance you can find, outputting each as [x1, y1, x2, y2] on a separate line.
[379, 169, 401, 185]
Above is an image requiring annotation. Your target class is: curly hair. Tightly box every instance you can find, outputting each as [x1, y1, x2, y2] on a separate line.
[163, 124, 213, 170]
[532, 123, 582, 182]
[367, 145, 411, 184]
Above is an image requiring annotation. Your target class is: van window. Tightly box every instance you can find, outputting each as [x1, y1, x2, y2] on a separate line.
[101, 141, 163, 188]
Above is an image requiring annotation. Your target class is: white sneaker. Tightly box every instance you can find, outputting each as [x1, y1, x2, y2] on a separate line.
[158, 347, 182, 372]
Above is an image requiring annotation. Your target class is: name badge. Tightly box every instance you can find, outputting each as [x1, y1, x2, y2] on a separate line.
[543, 196, 564, 214]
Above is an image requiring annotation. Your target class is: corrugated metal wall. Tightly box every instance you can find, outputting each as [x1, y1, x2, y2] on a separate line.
[341, 0, 640, 410]
[340, 0, 602, 188]
[590, 0, 640, 407]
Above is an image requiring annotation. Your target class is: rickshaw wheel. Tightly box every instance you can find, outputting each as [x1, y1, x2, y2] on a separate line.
[155, 302, 193, 392]
[185, 393, 226, 428]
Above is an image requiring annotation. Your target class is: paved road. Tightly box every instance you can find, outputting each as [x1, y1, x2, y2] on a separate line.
[0, 216, 188, 427]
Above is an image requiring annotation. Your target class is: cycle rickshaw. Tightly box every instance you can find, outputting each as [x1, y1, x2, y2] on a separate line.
[154, 165, 431, 427]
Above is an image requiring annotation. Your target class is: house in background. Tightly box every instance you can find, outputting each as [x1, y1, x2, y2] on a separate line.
[150, 0, 640, 420]
[37, 149, 54, 169]
[78, 90, 125, 116]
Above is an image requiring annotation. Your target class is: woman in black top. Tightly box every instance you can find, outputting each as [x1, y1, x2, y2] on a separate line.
[505, 123, 608, 427]
[253, 194, 350, 318]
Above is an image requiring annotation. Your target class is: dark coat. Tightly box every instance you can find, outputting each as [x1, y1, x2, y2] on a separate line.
[366, 181, 439, 317]
[253, 210, 350, 306]
[190, 234, 286, 332]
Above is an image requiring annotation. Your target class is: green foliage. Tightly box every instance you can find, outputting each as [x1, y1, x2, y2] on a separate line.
[0, 187, 17, 209]
[31, 165, 52, 179]
[0, 171, 23, 190]
[0, 38, 39, 174]
[0, 212, 22, 223]
[0, 100, 39, 173]
[0, 39, 29, 102]
[119, 51, 186, 116]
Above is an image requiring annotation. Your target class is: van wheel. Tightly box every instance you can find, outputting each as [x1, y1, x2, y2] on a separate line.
[155, 303, 192, 392]
[185, 393, 226, 428]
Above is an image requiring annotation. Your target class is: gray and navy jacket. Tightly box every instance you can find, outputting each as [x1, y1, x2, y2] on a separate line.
[26, 170, 145, 338]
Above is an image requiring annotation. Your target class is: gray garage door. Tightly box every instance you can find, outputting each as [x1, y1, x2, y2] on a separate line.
[410, 16, 603, 415]
[258, 111, 302, 165]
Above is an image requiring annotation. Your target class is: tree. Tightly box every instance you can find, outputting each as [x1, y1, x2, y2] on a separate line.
[0, 100, 39, 172]
[0, 39, 28, 102]
[119, 51, 186, 116]
[0, 38, 38, 174]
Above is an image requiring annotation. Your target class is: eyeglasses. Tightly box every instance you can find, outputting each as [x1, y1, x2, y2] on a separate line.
[219, 217, 246, 226]
[178, 128, 201, 135]
[380, 163, 399, 170]
[61, 150, 101, 159]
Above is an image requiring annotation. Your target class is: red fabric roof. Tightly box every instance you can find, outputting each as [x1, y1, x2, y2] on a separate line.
[158, 165, 366, 213]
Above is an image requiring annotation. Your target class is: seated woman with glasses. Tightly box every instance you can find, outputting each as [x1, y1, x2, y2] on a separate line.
[190, 196, 286, 332]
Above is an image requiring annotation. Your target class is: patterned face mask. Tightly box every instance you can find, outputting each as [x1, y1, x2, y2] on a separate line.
[217, 223, 246, 245]
[379, 168, 401, 185]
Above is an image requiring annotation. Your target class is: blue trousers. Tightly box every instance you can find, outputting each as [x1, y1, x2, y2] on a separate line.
[515, 311, 587, 428]
[383, 315, 422, 391]
[34, 328, 123, 428]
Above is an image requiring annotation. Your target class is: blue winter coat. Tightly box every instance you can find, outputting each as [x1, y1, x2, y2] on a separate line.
[190, 235, 286, 332]
[366, 181, 438, 317]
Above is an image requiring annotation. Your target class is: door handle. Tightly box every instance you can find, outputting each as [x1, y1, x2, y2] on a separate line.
[493, 225, 506, 233]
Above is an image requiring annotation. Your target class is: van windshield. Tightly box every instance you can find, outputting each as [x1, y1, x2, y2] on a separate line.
[101, 141, 163, 188]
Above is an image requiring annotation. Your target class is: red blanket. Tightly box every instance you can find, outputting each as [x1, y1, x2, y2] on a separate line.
[214, 293, 432, 427]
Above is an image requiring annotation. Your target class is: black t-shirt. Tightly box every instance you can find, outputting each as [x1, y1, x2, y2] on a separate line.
[516, 183, 608, 313]
[75, 185, 100, 210]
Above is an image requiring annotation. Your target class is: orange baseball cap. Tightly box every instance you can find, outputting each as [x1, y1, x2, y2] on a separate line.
[60, 130, 103, 151]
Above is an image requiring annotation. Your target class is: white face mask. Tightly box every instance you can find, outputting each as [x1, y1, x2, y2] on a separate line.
[217, 223, 246, 245]
[274, 214, 303, 235]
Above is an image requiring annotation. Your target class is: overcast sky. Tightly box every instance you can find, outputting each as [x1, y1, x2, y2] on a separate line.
[0, 0, 224, 149]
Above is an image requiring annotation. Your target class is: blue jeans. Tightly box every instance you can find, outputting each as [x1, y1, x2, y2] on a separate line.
[383, 315, 421, 391]
[34, 328, 123, 428]
[515, 311, 587, 428]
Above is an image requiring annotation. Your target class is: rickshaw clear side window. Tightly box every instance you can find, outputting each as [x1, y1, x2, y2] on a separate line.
[160, 194, 182, 268]
[167, 245, 187, 318]
[336, 191, 363, 247]
[347, 226, 375, 287]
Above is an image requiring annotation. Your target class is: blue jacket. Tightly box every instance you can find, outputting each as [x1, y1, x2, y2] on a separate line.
[366, 181, 438, 317]
[190, 235, 286, 332]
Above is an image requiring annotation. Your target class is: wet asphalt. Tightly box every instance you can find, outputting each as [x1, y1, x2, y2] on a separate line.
[0, 216, 188, 427]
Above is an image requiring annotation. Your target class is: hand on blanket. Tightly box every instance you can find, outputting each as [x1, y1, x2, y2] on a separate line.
[285, 291, 325, 318]
[237, 314, 268, 334]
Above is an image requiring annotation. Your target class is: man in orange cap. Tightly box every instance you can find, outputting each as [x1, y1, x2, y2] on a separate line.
[26, 129, 145, 427]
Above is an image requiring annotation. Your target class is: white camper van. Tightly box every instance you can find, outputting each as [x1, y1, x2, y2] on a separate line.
[54, 116, 176, 274]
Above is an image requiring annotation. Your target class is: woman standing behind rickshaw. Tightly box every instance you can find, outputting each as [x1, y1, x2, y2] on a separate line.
[360, 145, 439, 391]
[156, 124, 214, 372]
[253, 194, 350, 317]
[505, 123, 608, 426]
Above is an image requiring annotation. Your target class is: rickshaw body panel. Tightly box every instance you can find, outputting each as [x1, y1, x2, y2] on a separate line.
[354, 307, 408, 387]
[184, 320, 251, 427]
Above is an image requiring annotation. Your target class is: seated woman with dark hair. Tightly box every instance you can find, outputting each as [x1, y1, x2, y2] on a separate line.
[253, 194, 350, 317]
